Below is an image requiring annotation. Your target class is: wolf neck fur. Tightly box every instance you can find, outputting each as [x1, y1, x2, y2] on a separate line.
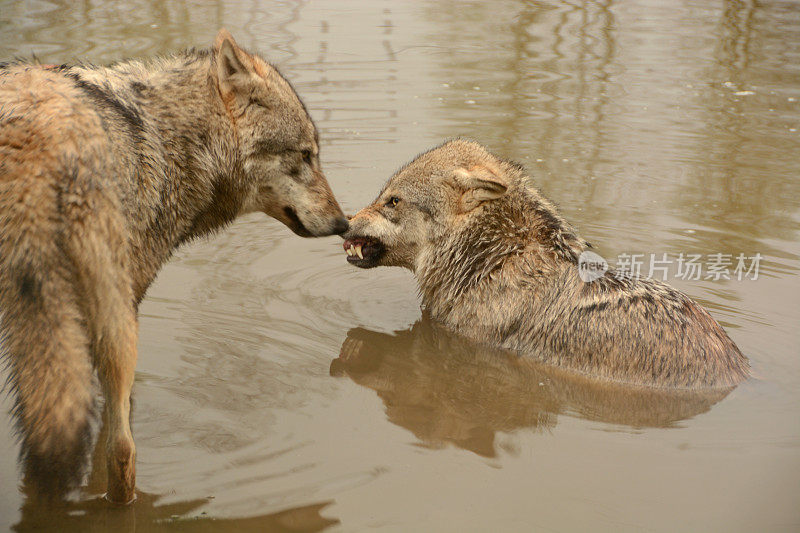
[69, 52, 246, 299]
[416, 182, 587, 320]
[75, 52, 239, 234]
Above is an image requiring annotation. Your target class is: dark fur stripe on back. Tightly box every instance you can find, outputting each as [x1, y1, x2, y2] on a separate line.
[66, 72, 145, 141]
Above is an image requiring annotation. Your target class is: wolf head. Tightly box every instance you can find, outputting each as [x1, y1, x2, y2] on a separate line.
[211, 29, 347, 237]
[342, 139, 518, 269]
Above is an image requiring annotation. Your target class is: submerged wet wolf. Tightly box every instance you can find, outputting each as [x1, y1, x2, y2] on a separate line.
[0, 29, 347, 503]
[342, 139, 749, 389]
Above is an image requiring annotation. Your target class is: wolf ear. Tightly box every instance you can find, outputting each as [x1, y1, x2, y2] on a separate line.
[213, 29, 255, 98]
[453, 166, 507, 212]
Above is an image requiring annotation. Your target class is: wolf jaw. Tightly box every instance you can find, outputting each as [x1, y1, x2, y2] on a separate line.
[342, 236, 385, 267]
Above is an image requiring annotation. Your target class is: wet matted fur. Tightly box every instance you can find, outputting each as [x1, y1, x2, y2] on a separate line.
[343, 139, 749, 389]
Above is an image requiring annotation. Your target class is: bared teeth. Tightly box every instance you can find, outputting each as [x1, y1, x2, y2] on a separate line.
[345, 241, 370, 260]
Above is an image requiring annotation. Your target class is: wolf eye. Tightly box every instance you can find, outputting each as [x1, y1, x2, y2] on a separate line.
[385, 196, 400, 208]
[301, 150, 313, 165]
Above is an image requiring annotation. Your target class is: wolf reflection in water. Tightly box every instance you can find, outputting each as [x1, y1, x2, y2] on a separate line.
[332, 317, 731, 458]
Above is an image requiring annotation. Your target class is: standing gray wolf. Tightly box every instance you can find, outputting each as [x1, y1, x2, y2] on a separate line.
[342, 139, 750, 389]
[0, 29, 347, 504]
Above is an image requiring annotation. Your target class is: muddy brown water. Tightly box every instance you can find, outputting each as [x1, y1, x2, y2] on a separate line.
[1, 1, 799, 531]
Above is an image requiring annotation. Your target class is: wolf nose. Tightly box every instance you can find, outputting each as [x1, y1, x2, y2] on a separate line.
[332, 216, 349, 235]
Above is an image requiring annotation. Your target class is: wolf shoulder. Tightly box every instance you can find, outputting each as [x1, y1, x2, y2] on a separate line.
[2, 66, 104, 144]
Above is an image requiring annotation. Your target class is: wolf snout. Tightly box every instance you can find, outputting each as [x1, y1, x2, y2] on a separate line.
[283, 206, 348, 237]
[332, 216, 349, 235]
[309, 214, 348, 237]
